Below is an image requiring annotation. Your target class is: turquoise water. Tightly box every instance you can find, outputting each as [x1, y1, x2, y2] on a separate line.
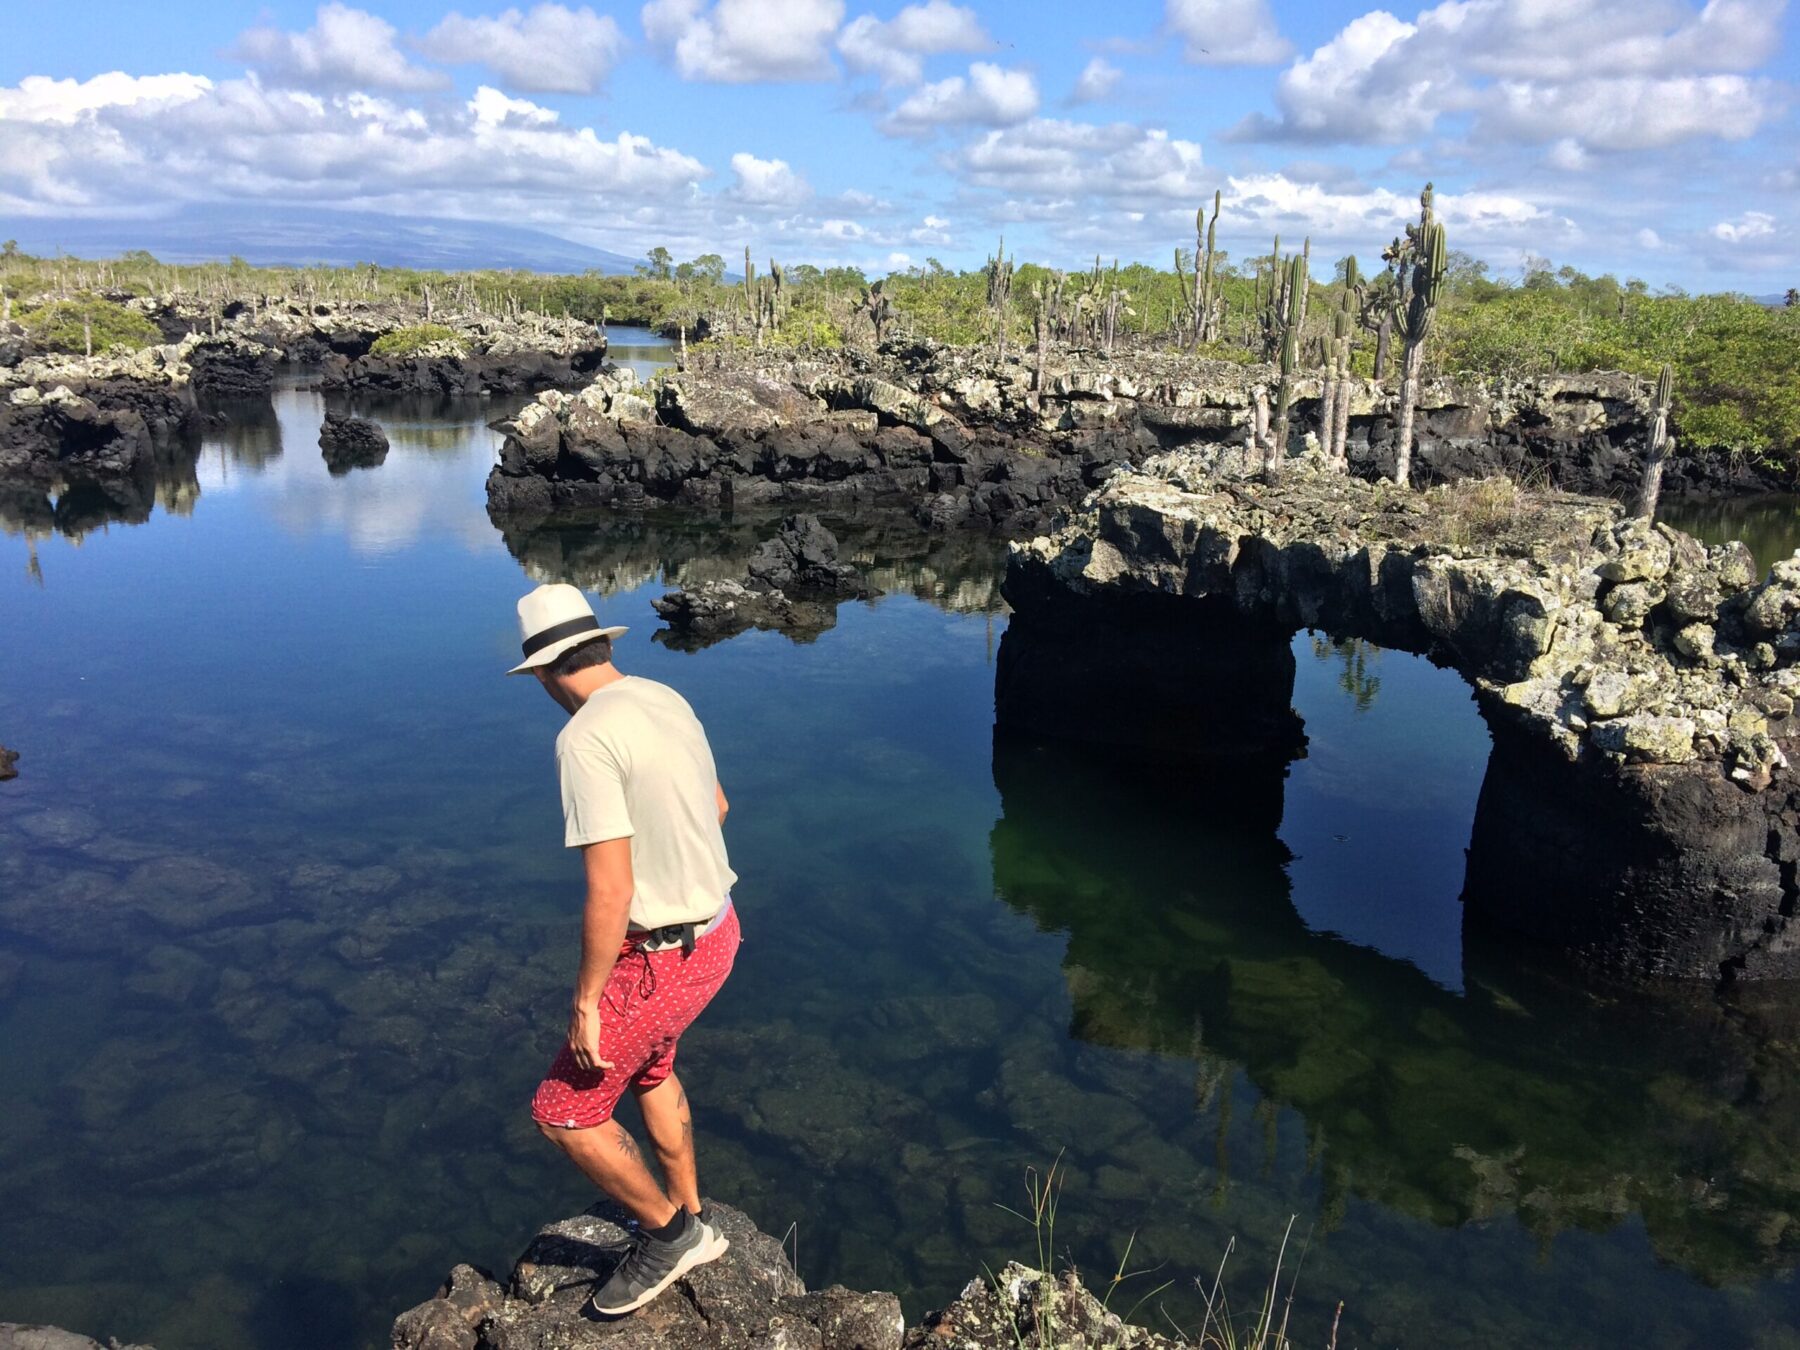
[5, 377, 1800, 1349]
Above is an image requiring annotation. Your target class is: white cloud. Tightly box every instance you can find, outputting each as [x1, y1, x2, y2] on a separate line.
[231, 3, 447, 91]
[0, 72, 706, 226]
[1218, 171, 1572, 248]
[1637, 227, 1666, 249]
[421, 5, 626, 94]
[0, 72, 214, 124]
[730, 151, 810, 204]
[954, 119, 1207, 203]
[910, 214, 954, 244]
[1233, 0, 1784, 151]
[642, 0, 844, 82]
[884, 62, 1038, 135]
[1070, 57, 1122, 104]
[838, 1, 991, 85]
[1166, 0, 1292, 65]
[468, 87, 559, 128]
[1711, 210, 1776, 242]
[1546, 138, 1588, 170]
[1486, 75, 1772, 151]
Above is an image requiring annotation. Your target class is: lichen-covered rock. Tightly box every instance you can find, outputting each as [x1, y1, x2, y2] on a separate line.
[1588, 713, 1698, 763]
[900, 1264, 1180, 1350]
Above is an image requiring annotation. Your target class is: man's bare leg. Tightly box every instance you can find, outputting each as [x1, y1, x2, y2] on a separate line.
[537, 1118, 679, 1228]
[634, 1073, 700, 1215]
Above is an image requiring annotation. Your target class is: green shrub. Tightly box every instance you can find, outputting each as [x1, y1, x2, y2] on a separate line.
[769, 304, 845, 350]
[370, 323, 465, 357]
[19, 295, 162, 355]
[1436, 289, 1800, 458]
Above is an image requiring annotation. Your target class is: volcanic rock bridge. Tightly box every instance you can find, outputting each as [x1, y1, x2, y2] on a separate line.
[998, 450, 1800, 981]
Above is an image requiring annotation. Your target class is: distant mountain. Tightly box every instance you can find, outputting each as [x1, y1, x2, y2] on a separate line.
[1755, 293, 1794, 308]
[0, 205, 646, 274]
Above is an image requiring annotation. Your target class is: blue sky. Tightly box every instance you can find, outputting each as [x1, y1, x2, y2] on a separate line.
[1, 0, 1794, 289]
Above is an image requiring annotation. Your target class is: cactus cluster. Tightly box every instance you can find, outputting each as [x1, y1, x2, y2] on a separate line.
[741, 248, 787, 347]
[857, 279, 895, 344]
[1174, 190, 1225, 347]
[1254, 234, 1310, 361]
[1268, 251, 1308, 470]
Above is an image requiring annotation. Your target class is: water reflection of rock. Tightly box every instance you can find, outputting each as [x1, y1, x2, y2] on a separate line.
[989, 736, 1800, 1286]
[0, 433, 204, 542]
[497, 508, 1008, 621]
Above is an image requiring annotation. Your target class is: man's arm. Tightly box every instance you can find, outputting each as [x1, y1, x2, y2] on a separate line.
[568, 837, 634, 1071]
[715, 780, 729, 826]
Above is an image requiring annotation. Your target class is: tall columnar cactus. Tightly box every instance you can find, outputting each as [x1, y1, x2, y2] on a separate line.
[1031, 278, 1050, 392]
[1321, 256, 1361, 466]
[984, 236, 1015, 358]
[1255, 233, 1283, 359]
[1634, 364, 1676, 519]
[1391, 184, 1447, 489]
[1269, 252, 1307, 471]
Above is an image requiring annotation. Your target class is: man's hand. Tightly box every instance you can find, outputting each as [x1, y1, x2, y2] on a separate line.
[568, 838, 633, 1072]
[568, 1001, 613, 1072]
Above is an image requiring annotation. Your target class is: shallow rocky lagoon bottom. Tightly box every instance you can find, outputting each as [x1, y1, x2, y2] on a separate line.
[4, 377, 1800, 1348]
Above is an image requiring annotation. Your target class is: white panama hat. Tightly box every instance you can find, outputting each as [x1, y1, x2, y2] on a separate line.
[508, 583, 628, 675]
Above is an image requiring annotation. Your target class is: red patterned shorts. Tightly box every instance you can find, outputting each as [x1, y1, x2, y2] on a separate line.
[532, 902, 740, 1130]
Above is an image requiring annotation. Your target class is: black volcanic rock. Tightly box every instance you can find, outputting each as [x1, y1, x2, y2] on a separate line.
[317, 412, 389, 474]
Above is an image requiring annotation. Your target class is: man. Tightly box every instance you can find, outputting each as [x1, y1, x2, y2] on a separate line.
[509, 581, 742, 1316]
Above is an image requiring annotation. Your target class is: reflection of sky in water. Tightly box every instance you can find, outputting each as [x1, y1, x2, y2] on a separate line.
[3, 388, 1800, 1350]
[194, 383, 503, 559]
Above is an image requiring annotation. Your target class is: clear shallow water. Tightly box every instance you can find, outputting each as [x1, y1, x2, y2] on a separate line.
[4, 387, 1800, 1349]
[1663, 493, 1800, 573]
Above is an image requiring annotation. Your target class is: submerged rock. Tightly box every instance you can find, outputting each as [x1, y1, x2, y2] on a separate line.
[652, 514, 880, 650]
[744, 514, 879, 600]
[0, 1325, 154, 1350]
[318, 412, 390, 474]
[0, 744, 16, 781]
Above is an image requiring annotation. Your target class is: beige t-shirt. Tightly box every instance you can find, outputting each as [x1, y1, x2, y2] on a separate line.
[555, 676, 737, 930]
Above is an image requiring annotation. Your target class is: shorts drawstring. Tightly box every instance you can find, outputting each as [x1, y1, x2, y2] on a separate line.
[606, 938, 657, 1014]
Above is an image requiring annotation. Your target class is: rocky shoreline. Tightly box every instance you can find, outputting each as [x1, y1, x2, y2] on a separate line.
[0, 298, 606, 493]
[1, 1202, 1174, 1350]
[390, 1200, 1172, 1350]
[483, 340, 1786, 538]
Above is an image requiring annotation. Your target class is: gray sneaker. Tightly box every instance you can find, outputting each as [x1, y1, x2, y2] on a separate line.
[588, 1212, 729, 1316]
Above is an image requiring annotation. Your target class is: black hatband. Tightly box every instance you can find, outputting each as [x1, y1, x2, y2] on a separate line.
[521, 614, 601, 658]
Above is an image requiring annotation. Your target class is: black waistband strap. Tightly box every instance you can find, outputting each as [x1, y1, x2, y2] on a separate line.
[521, 614, 601, 658]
